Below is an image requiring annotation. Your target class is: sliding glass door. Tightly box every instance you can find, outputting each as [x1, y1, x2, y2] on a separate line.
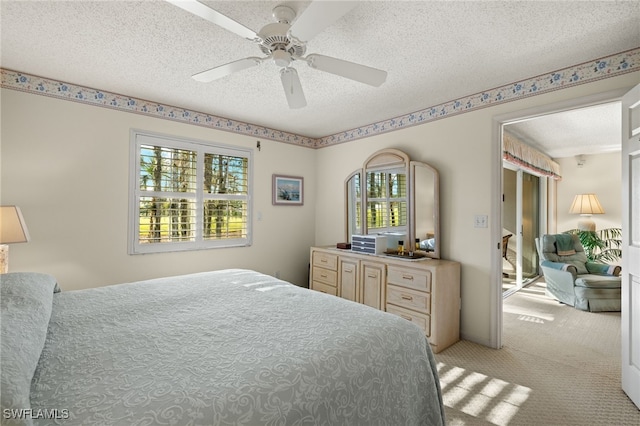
[521, 171, 540, 282]
[503, 165, 540, 294]
[502, 168, 517, 292]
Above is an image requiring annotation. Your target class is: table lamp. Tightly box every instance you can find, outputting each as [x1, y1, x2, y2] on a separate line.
[0, 206, 30, 273]
[568, 194, 604, 232]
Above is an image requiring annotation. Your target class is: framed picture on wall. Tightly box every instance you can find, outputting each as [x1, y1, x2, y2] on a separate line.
[272, 174, 304, 206]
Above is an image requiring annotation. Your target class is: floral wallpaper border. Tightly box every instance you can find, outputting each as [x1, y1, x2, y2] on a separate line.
[316, 48, 639, 148]
[0, 69, 315, 148]
[1, 48, 638, 149]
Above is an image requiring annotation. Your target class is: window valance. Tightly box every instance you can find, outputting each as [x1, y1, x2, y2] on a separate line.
[503, 132, 561, 180]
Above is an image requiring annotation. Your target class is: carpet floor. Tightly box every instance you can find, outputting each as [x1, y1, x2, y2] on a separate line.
[434, 280, 640, 425]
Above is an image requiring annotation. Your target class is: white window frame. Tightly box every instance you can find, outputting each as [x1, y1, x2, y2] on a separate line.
[129, 130, 252, 254]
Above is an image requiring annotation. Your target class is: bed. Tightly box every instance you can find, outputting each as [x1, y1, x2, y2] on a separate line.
[1, 269, 445, 425]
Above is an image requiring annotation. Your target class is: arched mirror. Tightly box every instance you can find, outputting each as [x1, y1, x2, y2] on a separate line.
[345, 148, 440, 259]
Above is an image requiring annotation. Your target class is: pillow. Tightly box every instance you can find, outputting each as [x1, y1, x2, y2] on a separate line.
[1, 272, 59, 426]
[420, 238, 435, 251]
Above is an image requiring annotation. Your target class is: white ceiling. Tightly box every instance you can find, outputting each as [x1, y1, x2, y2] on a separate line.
[505, 101, 622, 159]
[1, 1, 639, 156]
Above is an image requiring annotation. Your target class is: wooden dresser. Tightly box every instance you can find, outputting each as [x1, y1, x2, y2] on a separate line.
[309, 246, 461, 353]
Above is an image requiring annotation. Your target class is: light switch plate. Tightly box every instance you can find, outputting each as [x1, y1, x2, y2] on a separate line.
[474, 214, 488, 228]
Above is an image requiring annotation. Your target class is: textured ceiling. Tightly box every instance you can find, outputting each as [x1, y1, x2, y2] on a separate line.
[506, 102, 622, 159]
[1, 1, 639, 156]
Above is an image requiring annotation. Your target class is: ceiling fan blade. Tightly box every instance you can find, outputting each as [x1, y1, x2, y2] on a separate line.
[305, 54, 387, 87]
[288, 1, 358, 42]
[166, 0, 260, 42]
[280, 67, 307, 109]
[192, 57, 264, 82]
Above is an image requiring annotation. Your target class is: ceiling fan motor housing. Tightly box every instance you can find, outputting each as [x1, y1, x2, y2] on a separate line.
[272, 5, 295, 24]
[258, 22, 306, 60]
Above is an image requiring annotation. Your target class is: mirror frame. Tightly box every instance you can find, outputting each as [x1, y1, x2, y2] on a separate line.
[345, 148, 440, 259]
[409, 160, 440, 259]
[344, 169, 362, 241]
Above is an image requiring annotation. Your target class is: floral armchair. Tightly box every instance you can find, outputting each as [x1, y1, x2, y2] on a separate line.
[535, 234, 621, 312]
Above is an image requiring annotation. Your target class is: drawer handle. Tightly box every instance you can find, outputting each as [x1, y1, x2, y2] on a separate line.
[367, 273, 377, 278]
[344, 269, 352, 273]
[320, 274, 328, 278]
[401, 295, 413, 301]
[320, 259, 327, 263]
[400, 314, 413, 321]
[402, 274, 414, 281]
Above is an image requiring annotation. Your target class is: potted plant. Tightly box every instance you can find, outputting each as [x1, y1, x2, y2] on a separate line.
[563, 228, 622, 263]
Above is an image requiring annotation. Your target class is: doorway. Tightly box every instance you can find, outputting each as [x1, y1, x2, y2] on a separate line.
[491, 88, 628, 350]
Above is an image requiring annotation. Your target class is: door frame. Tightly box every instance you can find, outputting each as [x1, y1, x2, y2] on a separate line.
[490, 87, 631, 349]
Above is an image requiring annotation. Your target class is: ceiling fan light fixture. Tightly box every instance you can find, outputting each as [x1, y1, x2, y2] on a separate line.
[273, 50, 291, 68]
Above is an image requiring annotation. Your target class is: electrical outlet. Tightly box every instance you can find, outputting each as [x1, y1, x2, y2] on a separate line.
[474, 214, 488, 228]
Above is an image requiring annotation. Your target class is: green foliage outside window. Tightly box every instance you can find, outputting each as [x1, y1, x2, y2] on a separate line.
[138, 144, 248, 245]
[366, 171, 407, 230]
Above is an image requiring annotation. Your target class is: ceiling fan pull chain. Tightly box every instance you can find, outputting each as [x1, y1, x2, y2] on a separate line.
[290, 72, 295, 95]
[284, 68, 293, 94]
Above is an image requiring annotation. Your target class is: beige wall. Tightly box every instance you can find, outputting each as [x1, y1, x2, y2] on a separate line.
[314, 72, 638, 346]
[1, 89, 316, 290]
[2, 71, 637, 346]
[556, 152, 622, 233]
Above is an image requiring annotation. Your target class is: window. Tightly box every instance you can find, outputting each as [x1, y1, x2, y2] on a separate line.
[129, 131, 252, 254]
[365, 169, 407, 232]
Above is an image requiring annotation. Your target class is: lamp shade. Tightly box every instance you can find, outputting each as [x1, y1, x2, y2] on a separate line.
[0, 206, 30, 244]
[568, 194, 605, 215]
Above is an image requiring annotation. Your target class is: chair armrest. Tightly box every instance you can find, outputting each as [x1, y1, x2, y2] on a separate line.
[586, 262, 621, 276]
[541, 260, 578, 279]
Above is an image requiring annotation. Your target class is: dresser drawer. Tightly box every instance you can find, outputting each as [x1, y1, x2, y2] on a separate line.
[386, 304, 431, 336]
[312, 252, 338, 270]
[387, 266, 431, 292]
[387, 284, 431, 314]
[312, 266, 338, 286]
[312, 281, 338, 296]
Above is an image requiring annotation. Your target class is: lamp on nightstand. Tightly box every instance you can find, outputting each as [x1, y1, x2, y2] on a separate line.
[569, 194, 604, 232]
[0, 206, 30, 273]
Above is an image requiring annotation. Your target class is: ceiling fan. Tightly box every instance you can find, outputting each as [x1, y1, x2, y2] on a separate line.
[166, 0, 388, 108]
